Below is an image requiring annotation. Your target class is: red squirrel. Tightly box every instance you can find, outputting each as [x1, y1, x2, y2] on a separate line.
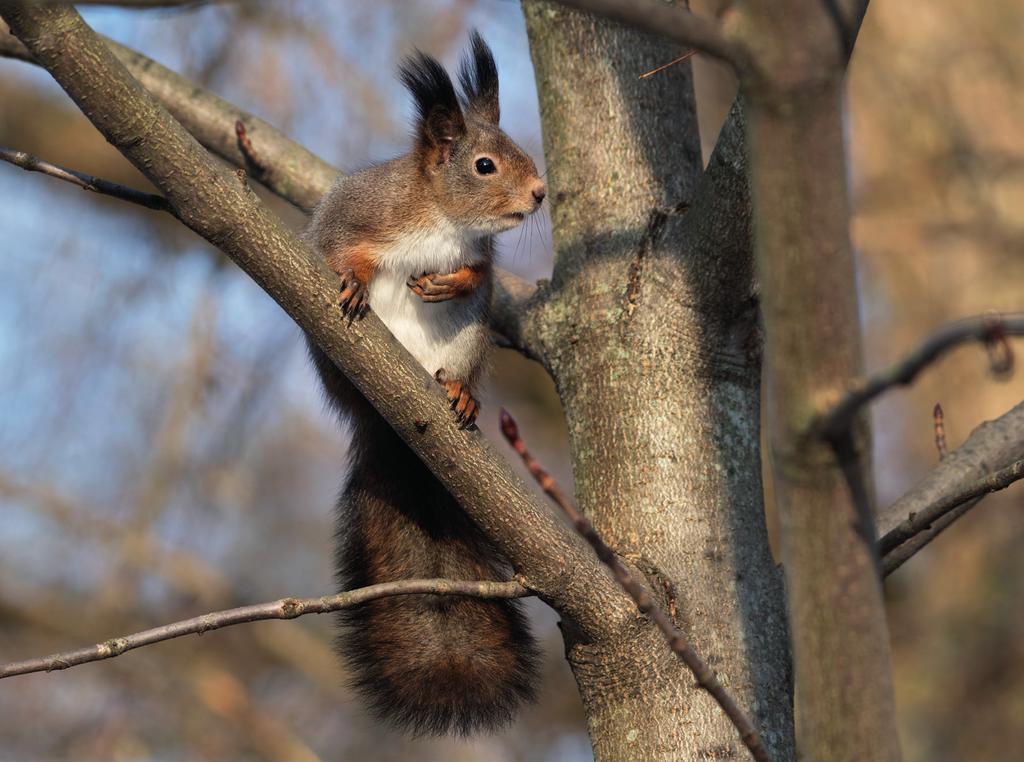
[305, 32, 547, 735]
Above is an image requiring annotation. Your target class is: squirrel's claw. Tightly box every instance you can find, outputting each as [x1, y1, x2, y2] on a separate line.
[339, 268, 369, 318]
[407, 271, 463, 303]
[434, 369, 479, 430]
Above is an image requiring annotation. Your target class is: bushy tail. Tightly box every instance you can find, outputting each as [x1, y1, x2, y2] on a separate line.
[335, 423, 539, 735]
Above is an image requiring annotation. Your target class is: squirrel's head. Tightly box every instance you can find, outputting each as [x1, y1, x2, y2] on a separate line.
[400, 31, 546, 234]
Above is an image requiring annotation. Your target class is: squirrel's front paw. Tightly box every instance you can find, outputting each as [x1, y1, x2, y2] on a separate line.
[407, 263, 486, 303]
[434, 368, 479, 429]
[407, 271, 463, 302]
[339, 268, 369, 318]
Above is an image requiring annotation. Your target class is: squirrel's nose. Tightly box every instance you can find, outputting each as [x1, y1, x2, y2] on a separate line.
[531, 182, 547, 205]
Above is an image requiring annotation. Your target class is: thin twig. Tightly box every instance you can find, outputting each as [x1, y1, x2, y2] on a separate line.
[499, 408, 772, 762]
[639, 49, 697, 80]
[0, 146, 174, 214]
[933, 402, 948, 460]
[815, 313, 1024, 441]
[878, 459, 1024, 558]
[0, 578, 527, 680]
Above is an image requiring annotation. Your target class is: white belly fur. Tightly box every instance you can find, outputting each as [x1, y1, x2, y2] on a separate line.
[368, 224, 489, 382]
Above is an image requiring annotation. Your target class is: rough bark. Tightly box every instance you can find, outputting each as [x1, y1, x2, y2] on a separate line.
[523, 4, 793, 760]
[735, 0, 901, 759]
[0, 2, 633, 645]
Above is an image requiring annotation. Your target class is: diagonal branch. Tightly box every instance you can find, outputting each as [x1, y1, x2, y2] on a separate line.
[499, 409, 773, 762]
[0, 1, 627, 643]
[552, 0, 740, 66]
[0, 578, 528, 680]
[878, 459, 1024, 558]
[0, 17, 332, 211]
[0, 146, 173, 213]
[881, 496, 982, 576]
[815, 314, 1024, 441]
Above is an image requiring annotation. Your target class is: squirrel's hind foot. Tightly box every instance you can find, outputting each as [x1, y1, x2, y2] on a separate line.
[434, 369, 479, 429]
[339, 268, 369, 319]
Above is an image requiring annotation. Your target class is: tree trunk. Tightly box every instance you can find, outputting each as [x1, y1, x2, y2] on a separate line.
[523, 4, 794, 759]
[737, 1, 902, 758]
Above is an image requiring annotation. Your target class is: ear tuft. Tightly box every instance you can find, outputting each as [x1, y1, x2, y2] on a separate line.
[458, 30, 500, 124]
[400, 50, 466, 160]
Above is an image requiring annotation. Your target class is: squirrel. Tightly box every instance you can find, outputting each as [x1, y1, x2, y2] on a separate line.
[304, 32, 547, 736]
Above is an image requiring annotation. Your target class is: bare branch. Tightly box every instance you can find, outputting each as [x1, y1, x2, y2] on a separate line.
[499, 409, 773, 762]
[492, 269, 547, 365]
[552, 0, 740, 65]
[815, 313, 1024, 441]
[0, 146, 173, 213]
[880, 400, 1024, 533]
[877, 398, 1024, 574]
[0, 2, 625, 642]
[881, 497, 981, 577]
[0, 579, 527, 680]
[1, 16, 333, 211]
[879, 459, 1024, 558]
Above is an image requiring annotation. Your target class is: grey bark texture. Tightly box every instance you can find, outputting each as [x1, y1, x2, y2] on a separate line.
[522, 4, 793, 759]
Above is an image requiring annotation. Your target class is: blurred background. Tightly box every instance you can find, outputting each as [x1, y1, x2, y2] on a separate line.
[0, 1, 1021, 760]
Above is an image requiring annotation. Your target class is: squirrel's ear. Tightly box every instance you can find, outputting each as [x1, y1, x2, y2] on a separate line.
[400, 51, 466, 164]
[458, 30, 499, 125]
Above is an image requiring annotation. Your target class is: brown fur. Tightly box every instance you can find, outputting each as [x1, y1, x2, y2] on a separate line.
[327, 243, 378, 284]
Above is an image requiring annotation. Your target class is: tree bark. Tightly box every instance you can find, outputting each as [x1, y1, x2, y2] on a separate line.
[736, 0, 902, 759]
[523, 4, 793, 759]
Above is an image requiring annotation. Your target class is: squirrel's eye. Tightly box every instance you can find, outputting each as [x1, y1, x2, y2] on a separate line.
[475, 157, 497, 176]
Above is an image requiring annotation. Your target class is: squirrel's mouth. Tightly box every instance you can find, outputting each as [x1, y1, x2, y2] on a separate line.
[504, 212, 526, 222]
